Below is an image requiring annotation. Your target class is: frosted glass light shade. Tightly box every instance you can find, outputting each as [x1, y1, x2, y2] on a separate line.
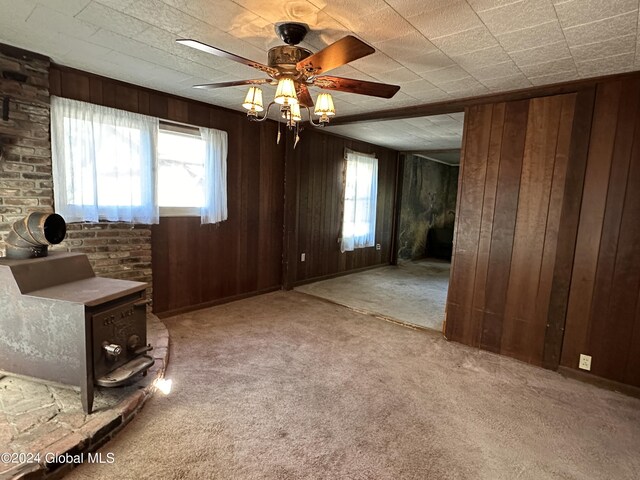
[274, 78, 298, 106]
[314, 93, 335, 116]
[242, 87, 264, 112]
[290, 103, 302, 122]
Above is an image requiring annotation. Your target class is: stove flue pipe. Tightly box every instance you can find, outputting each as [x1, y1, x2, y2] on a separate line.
[5, 212, 67, 259]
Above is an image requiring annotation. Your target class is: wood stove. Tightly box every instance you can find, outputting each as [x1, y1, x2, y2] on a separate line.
[0, 252, 153, 414]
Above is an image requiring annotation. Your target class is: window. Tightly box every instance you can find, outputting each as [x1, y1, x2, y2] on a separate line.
[51, 97, 228, 225]
[157, 123, 228, 224]
[51, 96, 158, 224]
[158, 124, 206, 214]
[341, 149, 378, 252]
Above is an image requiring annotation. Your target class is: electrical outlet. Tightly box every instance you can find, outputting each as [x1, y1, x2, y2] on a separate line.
[376, 244, 381, 250]
[579, 354, 592, 371]
[300, 253, 305, 262]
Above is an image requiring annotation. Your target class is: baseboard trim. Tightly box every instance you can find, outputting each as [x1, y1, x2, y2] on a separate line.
[154, 286, 282, 319]
[291, 263, 390, 289]
[557, 366, 640, 400]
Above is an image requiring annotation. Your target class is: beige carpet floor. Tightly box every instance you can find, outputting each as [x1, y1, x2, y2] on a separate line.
[295, 259, 450, 331]
[66, 291, 640, 480]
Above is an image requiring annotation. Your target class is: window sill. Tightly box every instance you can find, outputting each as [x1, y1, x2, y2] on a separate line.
[160, 207, 201, 217]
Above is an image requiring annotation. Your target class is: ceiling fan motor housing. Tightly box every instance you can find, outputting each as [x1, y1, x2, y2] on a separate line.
[268, 46, 312, 78]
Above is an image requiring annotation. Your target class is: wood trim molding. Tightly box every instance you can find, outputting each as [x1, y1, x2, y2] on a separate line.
[154, 286, 282, 319]
[0, 42, 49, 62]
[558, 366, 640, 400]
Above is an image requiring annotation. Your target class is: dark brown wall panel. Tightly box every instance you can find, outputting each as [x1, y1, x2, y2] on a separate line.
[445, 104, 493, 345]
[50, 65, 285, 316]
[446, 93, 578, 367]
[285, 129, 398, 286]
[561, 82, 621, 367]
[542, 88, 595, 369]
[480, 100, 528, 352]
[500, 95, 574, 365]
[562, 78, 640, 387]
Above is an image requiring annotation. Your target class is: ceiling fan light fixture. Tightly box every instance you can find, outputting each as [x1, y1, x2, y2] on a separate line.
[242, 86, 264, 113]
[314, 93, 335, 123]
[274, 78, 298, 106]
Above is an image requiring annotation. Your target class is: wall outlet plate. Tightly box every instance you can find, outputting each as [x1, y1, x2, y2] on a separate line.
[579, 354, 592, 371]
[300, 253, 305, 262]
[376, 244, 381, 250]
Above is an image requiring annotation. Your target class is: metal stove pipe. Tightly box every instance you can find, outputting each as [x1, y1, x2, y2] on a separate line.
[5, 212, 66, 259]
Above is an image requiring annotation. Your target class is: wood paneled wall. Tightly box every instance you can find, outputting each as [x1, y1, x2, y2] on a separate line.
[50, 66, 285, 316]
[445, 93, 582, 366]
[561, 78, 640, 386]
[283, 129, 398, 287]
[446, 74, 640, 388]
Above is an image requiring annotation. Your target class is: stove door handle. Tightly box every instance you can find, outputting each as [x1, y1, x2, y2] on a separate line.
[134, 344, 154, 355]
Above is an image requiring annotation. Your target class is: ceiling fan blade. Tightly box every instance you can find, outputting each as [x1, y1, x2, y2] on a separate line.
[296, 83, 314, 108]
[193, 79, 274, 90]
[176, 39, 278, 76]
[313, 76, 400, 99]
[296, 36, 374, 76]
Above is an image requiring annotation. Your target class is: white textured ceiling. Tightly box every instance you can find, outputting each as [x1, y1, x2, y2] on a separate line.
[0, 0, 638, 150]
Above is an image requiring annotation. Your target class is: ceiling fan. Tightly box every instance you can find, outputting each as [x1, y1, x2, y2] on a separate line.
[176, 22, 400, 135]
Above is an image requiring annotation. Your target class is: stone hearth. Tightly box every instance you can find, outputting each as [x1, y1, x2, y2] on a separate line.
[0, 314, 169, 480]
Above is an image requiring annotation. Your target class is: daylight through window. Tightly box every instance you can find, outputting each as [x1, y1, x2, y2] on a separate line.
[158, 126, 206, 209]
[341, 149, 378, 252]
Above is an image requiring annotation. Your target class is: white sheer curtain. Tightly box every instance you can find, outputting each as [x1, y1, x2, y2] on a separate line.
[199, 127, 228, 224]
[341, 149, 378, 252]
[51, 96, 159, 223]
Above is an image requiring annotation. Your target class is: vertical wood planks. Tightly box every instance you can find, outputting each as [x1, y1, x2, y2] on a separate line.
[480, 100, 528, 352]
[561, 82, 622, 367]
[447, 93, 577, 366]
[469, 103, 504, 347]
[561, 77, 640, 387]
[501, 96, 565, 364]
[445, 104, 493, 345]
[543, 88, 595, 369]
[285, 129, 398, 287]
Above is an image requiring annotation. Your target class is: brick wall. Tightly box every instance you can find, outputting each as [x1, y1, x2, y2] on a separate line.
[0, 47, 52, 240]
[0, 46, 153, 299]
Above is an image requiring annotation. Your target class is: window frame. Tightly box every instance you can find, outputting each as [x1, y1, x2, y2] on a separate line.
[157, 121, 206, 218]
[340, 149, 378, 252]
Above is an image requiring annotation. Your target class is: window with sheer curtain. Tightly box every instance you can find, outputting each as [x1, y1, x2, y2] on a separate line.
[157, 124, 228, 224]
[51, 96, 228, 225]
[51, 96, 159, 223]
[340, 149, 378, 252]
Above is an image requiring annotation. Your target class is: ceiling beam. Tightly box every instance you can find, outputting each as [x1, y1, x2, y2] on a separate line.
[404, 148, 461, 155]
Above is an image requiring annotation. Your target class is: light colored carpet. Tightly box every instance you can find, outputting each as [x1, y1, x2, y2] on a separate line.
[295, 259, 450, 330]
[67, 291, 640, 480]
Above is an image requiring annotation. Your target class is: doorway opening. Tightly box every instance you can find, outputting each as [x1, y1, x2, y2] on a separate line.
[296, 112, 464, 332]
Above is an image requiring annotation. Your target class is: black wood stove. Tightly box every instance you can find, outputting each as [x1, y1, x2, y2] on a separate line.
[0, 252, 153, 413]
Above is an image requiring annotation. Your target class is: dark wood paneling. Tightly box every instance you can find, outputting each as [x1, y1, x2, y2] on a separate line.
[445, 104, 493, 345]
[480, 100, 528, 352]
[469, 102, 504, 348]
[562, 78, 640, 387]
[284, 128, 398, 286]
[500, 95, 572, 364]
[50, 65, 285, 316]
[446, 93, 579, 367]
[542, 87, 596, 369]
[561, 81, 622, 367]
